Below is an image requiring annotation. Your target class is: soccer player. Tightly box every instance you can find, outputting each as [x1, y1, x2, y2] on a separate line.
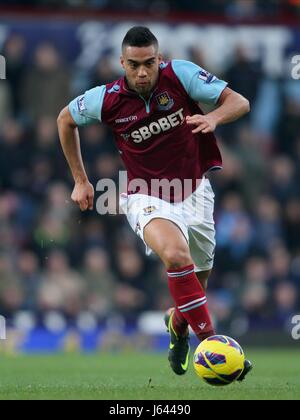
[57, 26, 252, 380]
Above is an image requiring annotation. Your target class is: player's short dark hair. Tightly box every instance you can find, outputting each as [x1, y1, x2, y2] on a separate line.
[122, 26, 158, 51]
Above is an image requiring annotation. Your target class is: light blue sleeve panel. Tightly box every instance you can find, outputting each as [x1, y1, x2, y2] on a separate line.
[68, 85, 106, 126]
[172, 60, 228, 105]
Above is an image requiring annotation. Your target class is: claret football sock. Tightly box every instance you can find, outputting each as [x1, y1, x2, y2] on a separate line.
[173, 308, 189, 336]
[167, 264, 215, 342]
[166, 307, 189, 337]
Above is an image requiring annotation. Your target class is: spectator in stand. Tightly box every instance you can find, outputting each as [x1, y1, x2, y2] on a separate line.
[114, 247, 153, 321]
[38, 250, 84, 318]
[33, 116, 67, 181]
[254, 195, 283, 253]
[0, 119, 31, 191]
[81, 125, 116, 172]
[82, 247, 117, 318]
[269, 156, 298, 204]
[216, 193, 255, 270]
[231, 125, 267, 208]
[0, 82, 12, 129]
[1, 34, 26, 117]
[21, 43, 70, 121]
[269, 245, 292, 286]
[222, 1, 278, 21]
[91, 56, 121, 88]
[274, 282, 298, 326]
[240, 256, 273, 326]
[0, 254, 24, 318]
[283, 198, 300, 253]
[223, 46, 262, 111]
[285, 0, 300, 15]
[17, 250, 41, 311]
[277, 84, 300, 155]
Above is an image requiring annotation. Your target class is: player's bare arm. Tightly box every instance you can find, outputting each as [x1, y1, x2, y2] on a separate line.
[57, 106, 94, 212]
[186, 87, 250, 134]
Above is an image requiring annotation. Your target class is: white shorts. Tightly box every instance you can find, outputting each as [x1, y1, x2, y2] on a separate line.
[119, 178, 216, 272]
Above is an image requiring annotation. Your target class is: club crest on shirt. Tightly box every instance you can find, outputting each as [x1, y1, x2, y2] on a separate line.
[156, 92, 174, 111]
[143, 206, 157, 215]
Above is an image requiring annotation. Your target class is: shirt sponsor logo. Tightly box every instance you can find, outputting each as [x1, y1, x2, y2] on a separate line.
[198, 70, 217, 84]
[115, 115, 138, 124]
[156, 91, 174, 111]
[131, 108, 184, 143]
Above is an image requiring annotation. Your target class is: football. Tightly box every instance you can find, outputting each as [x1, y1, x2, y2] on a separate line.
[193, 335, 245, 386]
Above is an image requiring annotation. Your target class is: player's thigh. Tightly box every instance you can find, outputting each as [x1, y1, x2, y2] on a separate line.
[144, 218, 193, 268]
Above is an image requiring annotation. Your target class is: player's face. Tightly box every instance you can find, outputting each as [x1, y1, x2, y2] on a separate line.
[121, 45, 162, 97]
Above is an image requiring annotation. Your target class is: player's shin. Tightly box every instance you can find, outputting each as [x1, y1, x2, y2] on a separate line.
[167, 264, 215, 342]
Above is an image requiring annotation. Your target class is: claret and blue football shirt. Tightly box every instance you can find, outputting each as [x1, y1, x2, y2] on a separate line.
[69, 60, 228, 201]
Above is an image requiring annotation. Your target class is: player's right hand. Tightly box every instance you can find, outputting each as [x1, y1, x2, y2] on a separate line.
[71, 180, 94, 211]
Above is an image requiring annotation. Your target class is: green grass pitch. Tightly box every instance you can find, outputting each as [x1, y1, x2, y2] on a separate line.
[0, 349, 299, 400]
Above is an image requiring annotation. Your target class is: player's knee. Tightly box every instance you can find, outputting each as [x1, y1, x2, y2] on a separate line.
[162, 247, 193, 270]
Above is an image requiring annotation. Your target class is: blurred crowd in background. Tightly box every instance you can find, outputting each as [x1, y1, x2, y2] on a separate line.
[1, 0, 300, 18]
[0, 8, 300, 339]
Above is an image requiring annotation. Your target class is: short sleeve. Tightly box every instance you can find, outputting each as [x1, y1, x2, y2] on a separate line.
[172, 60, 228, 105]
[68, 85, 106, 126]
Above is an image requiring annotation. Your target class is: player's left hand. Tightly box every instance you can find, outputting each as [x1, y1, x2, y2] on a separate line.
[186, 114, 217, 134]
